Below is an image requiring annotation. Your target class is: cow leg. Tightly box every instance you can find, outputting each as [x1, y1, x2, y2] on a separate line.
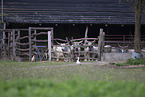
[56, 55, 59, 62]
[56, 53, 60, 62]
[92, 53, 96, 61]
[87, 53, 91, 61]
[84, 52, 87, 61]
[63, 52, 67, 62]
[92, 53, 95, 61]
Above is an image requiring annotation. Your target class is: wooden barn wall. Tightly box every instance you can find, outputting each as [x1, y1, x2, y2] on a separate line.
[2, 0, 145, 24]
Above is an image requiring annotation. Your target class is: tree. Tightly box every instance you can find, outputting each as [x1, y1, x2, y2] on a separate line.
[120, 0, 145, 53]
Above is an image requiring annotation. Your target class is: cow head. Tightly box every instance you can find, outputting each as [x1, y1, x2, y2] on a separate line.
[118, 44, 129, 53]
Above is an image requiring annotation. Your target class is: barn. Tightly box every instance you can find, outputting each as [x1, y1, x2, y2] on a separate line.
[0, 0, 145, 61]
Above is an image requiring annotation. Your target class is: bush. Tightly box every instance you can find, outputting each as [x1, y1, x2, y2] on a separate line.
[0, 79, 145, 97]
[116, 58, 145, 66]
[126, 58, 145, 65]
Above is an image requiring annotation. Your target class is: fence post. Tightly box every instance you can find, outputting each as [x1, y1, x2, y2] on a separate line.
[29, 28, 32, 61]
[8, 32, 10, 58]
[17, 31, 20, 55]
[84, 25, 88, 45]
[10, 31, 13, 59]
[48, 31, 52, 61]
[98, 28, 105, 61]
[2, 31, 6, 59]
[12, 29, 16, 60]
[2, 23, 6, 59]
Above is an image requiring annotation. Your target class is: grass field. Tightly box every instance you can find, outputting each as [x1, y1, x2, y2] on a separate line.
[0, 60, 145, 97]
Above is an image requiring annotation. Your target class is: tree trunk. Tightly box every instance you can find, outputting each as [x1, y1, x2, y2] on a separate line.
[134, 0, 143, 53]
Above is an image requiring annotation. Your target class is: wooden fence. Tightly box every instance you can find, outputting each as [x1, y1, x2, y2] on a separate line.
[0, 27, 53, 61]
[1, 27, 144, 62]
[104, 35, 145, 48]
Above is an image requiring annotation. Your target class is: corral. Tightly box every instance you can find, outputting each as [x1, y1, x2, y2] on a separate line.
[0, 27, 145, 62]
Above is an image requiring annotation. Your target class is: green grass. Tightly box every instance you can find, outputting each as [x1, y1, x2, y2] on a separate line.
[0, 60, 145, 82]
[0, 60, 145, 97]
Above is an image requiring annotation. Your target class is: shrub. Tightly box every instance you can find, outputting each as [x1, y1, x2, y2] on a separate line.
[126, 58, 145, 65]
[116, 58, 145, 66]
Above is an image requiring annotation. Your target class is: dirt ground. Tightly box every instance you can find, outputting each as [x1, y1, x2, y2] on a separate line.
[34, 61, 145, 71]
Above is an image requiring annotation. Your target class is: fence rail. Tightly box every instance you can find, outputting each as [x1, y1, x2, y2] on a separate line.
[104, 35, 145, 47]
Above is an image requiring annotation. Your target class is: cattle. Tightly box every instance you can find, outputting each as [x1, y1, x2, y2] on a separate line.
[84, 40, 96, 61]
[90, 45, 98, 61]
[104, 45, 112, 53]
[116, 45, 129, 53]
[71, 40, 94, 61]
[52, 43, 72, 62]
[71, 41, 83, 61]
[71, 40, 97, 61]
[51, 39, 99, 62]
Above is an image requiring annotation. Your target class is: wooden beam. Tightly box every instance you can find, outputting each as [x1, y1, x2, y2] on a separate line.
[0, 29, 28, 31]
[30, 27, 53, 30]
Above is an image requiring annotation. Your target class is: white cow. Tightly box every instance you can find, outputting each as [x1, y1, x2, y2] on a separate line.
[117, 45, 128, 53]
[84, 40, 96, 61]
[90, 45, 98, 61]
[71, 41, 83, 60]
[52, 43, 72, 62]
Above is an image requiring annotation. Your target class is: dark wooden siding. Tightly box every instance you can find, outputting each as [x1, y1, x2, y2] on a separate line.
[2, 0, 145, 24]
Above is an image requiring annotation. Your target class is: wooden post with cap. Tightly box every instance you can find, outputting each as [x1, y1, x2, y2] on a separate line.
[98, 28, 105, 61]
[48, 31, 52, 61]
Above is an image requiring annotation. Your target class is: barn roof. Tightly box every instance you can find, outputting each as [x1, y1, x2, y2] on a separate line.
[2, 0, 145, 24]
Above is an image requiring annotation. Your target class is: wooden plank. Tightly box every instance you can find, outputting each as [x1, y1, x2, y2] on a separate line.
[32, 39, 48, 42]
[30, 27, 53, 30]
[15, 42, 30, 45]
[33, 32, 48, 35]
[19, 36, 30, 39]
[0, 29, 28, 31]
[16, 48, 34, 51]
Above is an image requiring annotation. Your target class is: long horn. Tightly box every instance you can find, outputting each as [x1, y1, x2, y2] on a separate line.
[55, 40, 61, 45]
[79, 41, 83, 43]
[118, 43, 122, 48]
[124, 45, 129, 48]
